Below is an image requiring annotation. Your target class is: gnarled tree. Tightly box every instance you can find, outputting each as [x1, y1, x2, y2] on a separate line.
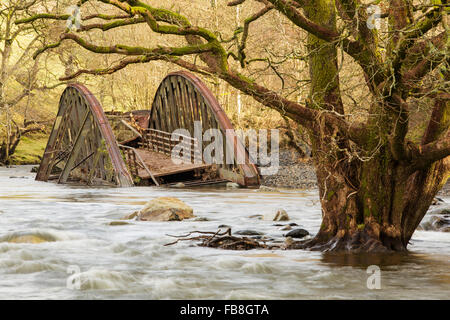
[16, 0, 450, 251]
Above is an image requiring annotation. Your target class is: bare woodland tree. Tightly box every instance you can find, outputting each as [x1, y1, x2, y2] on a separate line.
[0, 0, 65, 164]
[16, 0, 449, 252]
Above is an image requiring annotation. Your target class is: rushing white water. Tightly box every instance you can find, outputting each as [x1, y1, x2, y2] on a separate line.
[0, 166, 449, 299]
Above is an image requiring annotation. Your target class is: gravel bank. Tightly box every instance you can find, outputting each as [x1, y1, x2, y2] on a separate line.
[261, 148, 450, 196]
[261, 149, 317, 189]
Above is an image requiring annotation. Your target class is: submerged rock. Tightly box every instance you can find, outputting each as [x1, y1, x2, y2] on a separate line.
[172, 182, 186, 188]
[248, 214, 263, 219]
[226, 182, 240, 189]
[218, 224, 231, 229]
[234, 230, 265, 236]
[108, 221, 130, 226]
[284, 228, 309, 239]
[137, 197, 194, 221]
[273, 209, 289, 221]
[8, 235, 48, 244]
[258, 186, 279, 192]
[193, 217, 209, 221]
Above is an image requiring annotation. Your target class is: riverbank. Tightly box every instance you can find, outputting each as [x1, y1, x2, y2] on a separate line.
[5, 133, 47, 165]
[261, 148, 450, 197]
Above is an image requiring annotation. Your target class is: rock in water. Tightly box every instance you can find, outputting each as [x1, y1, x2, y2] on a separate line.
[8, 235, 48, 244]
[284, 229, 309, 239]
[273, 209, 289, 221]
[234, 230, 265, 236]
[137, 197, 194, 221]
[173, 182, 186, 188]
[194, 217, 209, 221]
[226, 182, 240, 189]
[109, 221, 130, 226]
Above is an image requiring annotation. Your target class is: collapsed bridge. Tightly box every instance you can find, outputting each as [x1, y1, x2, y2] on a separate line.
[36, 71, 260, 188]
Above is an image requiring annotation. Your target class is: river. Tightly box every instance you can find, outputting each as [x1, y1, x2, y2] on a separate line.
[0, 166, 449, 299]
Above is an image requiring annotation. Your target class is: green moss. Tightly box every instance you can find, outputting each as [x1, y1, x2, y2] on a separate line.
[10, 134, 48, 165]
[357, 224, 365, 230]
[327, 190, 335, 201]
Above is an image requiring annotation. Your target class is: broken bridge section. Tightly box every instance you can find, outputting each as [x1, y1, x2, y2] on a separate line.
[36, 71, 260, 188]
[35, 84, 134, 187]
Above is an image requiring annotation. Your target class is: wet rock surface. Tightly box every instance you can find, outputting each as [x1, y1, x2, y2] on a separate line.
[122, 197, 194, 221]
[284, 228, 310, 239]
[273, 209, 289, 221]
[234, 230, 265, 236]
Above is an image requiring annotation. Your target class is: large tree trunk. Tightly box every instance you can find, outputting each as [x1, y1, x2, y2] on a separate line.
[293, 149, 449, 252]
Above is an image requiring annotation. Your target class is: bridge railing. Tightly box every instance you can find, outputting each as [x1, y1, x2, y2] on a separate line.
[140, 128, 202, 163]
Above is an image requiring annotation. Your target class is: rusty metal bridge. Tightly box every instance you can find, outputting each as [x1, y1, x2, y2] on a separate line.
[36, 71, 260, 188]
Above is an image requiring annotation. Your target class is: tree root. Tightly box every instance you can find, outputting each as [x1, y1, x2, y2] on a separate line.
[164, 228, 283, 250]
[286, 230, 407, 253]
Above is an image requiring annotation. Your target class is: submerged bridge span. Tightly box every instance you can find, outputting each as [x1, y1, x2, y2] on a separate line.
[36, 71, 260, 188]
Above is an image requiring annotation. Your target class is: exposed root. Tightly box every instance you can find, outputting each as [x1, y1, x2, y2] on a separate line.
[286, 230, 406, 253]
[164, 228, 282, 250]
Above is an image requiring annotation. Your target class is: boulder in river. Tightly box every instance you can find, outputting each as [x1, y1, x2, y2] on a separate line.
[284, 228, 309, 239]
[137, 197, 194, 221]
[273, 209, 289, 221]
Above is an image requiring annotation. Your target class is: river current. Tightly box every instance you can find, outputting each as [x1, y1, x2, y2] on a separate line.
[0, 166, 448, 299]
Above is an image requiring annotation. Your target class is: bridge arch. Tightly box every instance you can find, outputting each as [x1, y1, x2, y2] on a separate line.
[37, 71, 260, 187]
[36, 84, 133, 187]
[149, 71, 260, 186]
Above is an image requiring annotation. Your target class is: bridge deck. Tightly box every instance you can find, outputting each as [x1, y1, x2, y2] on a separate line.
[134, 148, 212, 179]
